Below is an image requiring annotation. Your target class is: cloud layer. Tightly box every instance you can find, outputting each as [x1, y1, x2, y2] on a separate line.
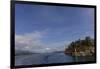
[15, 31, 67, 53]
[15, 31, 46, 52]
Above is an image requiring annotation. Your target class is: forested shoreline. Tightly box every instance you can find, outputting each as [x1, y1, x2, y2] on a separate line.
[64, 36, 95, 56]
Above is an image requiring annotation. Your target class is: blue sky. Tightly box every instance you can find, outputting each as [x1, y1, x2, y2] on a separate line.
[15, 4, 94, 52]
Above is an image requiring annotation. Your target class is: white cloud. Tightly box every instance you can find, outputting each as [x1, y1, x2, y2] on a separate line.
[15, 31, 69, 53]
[47, 40, 71, 51]
[15, 31, 46, 52]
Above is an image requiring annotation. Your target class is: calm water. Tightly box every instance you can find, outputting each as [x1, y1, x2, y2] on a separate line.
[15, 52, 95, 66]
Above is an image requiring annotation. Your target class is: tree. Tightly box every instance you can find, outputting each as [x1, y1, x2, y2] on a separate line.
[64, 36, 95, 56]
[85, 36, 92, 46]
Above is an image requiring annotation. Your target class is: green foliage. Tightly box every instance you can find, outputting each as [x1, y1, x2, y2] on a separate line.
[65, 36, 95, 56]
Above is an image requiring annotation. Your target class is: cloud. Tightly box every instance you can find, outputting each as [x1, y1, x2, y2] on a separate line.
[47, 40, 72, 51]
[15, 31, 46, 52]
[15, 30, 69, 53]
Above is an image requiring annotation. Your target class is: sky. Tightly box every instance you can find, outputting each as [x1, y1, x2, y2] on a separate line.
[15, 4, 94, 53]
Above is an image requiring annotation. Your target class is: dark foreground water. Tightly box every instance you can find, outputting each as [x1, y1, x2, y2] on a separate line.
[15, 52, 95, 66]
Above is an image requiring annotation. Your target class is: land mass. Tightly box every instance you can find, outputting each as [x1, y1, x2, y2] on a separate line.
[64, 36, 95, 56]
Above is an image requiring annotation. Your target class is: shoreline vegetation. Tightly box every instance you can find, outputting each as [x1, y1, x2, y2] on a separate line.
[64, 36, 95, 57]
[15, 36, 95, 66]
[15, 36, 95, 58]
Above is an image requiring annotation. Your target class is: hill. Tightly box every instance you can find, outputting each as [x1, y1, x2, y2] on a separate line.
[64, 36, 95, 56]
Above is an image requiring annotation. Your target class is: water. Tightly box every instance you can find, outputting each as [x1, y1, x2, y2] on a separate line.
[15, 52, 95, 66]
